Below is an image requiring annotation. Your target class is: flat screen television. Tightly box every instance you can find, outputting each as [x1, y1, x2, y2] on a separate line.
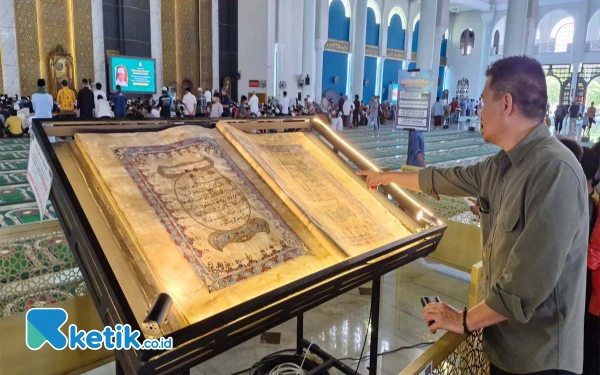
[108, 56, 156, 94]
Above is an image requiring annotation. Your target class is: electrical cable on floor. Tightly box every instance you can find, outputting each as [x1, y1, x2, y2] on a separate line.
[229, 345, 324, 375]
[354, 309, 372, 374]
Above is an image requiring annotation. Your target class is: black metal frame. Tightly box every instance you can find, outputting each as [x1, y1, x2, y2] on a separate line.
[31, 118, 446, 375]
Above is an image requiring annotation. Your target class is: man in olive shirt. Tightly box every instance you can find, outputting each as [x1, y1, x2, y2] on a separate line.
[358, 56, 587, 374]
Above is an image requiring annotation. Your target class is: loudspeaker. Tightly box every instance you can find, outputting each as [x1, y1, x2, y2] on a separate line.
[297, 92, 301, 101]
[305, 75, 310, 85]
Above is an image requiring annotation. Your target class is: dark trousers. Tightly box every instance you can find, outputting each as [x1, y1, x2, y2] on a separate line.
[490, 364, 578, 375]
[342, 115, 349, 128]
[353, 112, 359, 128]
[555, 117, 564, 133]
[7, 132, 23, 138]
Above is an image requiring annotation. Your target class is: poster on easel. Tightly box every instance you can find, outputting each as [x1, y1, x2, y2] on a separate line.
[394, 70, 433, 132]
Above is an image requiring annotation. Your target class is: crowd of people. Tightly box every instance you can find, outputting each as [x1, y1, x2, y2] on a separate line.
[550, 100, 596, 139]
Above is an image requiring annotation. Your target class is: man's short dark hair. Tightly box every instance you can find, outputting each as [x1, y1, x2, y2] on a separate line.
[581, 147, 599, 183]
[116, 85, 121, 91]
[485, 56, 547, 122]
[436, 96, 440, 101]
[241, 95, 247, 102]
[283, 91, 287, 96]
[185, 87, 191, 92]
[96, 83, 102, 90]
[557, 136, 583, 161]
[9, 108, 17, 116]
[82, 78, 89, 85]
[61, 80, 68, 87]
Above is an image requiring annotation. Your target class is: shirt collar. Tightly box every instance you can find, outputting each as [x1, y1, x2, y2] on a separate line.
[505, 122, 550, 168]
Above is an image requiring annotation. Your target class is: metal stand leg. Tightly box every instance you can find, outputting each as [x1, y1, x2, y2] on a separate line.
[297, 313, 304, 355]
[369, 276, 382, 375]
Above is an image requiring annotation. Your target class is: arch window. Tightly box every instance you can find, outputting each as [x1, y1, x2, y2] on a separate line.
[460, 29, 475, 55]
[387, 6, 406, 29]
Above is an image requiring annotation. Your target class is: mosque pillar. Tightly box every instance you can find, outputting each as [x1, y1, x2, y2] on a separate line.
[571, 62, 581, 103]
[416, 0, 448, 101]
[504, 0, 538, 57]
[212, 0, 220, 92]
[352, 0, 368, 99]
[479, 12, 495, 95]
[314, 0, 329, 99]
[302, 0, 317, 100]
[149, 0, 162, 98]
[315, 39, 327, 100]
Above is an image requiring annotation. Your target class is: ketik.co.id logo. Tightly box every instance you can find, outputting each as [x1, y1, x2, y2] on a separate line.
[26, 308, 172, 350]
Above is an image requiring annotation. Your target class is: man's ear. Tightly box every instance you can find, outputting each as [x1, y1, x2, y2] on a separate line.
[503, 93, 514, 115]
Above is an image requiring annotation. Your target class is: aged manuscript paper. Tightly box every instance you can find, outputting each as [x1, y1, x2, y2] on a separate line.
[75, 126, 343, 328]
[218, 123, 412, 257]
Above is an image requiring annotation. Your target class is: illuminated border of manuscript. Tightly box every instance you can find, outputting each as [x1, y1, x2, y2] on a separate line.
[74, 126, 342, 327]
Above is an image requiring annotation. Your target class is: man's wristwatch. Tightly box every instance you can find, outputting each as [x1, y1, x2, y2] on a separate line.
[463, 307, 472, 335]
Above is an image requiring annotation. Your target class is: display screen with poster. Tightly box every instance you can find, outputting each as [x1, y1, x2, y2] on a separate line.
[395, 70, 433, 131]
[108, 56, 156, 94]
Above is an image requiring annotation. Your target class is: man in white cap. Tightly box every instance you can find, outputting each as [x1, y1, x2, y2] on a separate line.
[158, 86, 172, 118]
[249, 91, 259, 116]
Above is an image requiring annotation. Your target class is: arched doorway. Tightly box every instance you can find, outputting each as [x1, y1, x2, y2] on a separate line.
[545, 76, 561, 114]
[587, 77, 600, 107]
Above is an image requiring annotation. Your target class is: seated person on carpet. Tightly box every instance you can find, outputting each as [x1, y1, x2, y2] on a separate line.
[5, 108, 23, 138]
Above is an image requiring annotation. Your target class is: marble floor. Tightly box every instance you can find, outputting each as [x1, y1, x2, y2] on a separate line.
[83, 259, 470, 375]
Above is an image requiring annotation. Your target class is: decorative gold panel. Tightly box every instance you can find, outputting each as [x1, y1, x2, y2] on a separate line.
[176, 0, 199, 95]
[14, 0, 94, 95]
[162, 0, 207, 98]
[325, 39, 350, 53]
[365, 45, 379, 57]
[199, 0, 212, 90]
[14, 0, 40, 95]
[72, 0, 94, 89]
[386, 48, 405, 61]
[161, 0, 177, 90]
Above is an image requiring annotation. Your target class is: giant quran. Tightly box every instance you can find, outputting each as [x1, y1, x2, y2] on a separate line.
[59, 122, 416, 334]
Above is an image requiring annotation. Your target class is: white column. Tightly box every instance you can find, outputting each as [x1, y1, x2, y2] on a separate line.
[571, 63, 580, 103]
[0, 0, 20, 96]
[150, 0, 162, 98]
[571, 5, 587, 65]
[301, 0, 316, 99]
[315, 39, 327, 99]
[314, 0, 329, 99]
[267, 0, 277, 99]
[504, 0, 538, 57]
[91, 0, 106, 89]
[416, 0, 448, 101]
[212, 0, 220, 92]
[352, 0, 368, 98]
[479, 12, 494, 95]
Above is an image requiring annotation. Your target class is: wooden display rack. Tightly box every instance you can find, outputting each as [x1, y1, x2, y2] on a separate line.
[32, 116, 446, 375]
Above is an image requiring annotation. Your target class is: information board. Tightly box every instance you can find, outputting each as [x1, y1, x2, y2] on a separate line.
[26, 133, 53, 221]
[394, 70, 433, 131]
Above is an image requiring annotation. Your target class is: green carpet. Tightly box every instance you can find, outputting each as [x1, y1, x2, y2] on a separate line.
[0, 231, 77, 283]
[0, 184, 35, 206]
[0, 203, 57, 227]
[0, 159, 28, 171]
[0, 170, 28, 187]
